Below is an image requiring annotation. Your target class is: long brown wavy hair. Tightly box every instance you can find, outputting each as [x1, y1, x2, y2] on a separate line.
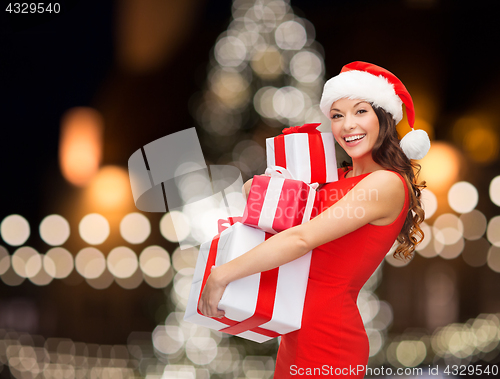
[340, 106, 427, 260]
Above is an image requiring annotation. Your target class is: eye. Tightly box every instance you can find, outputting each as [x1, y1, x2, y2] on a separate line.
[357, 109, 367, 114]
[330, 113, 343, 120]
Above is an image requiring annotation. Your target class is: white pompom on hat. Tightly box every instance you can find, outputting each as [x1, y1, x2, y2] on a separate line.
[320, 61, 430, 160]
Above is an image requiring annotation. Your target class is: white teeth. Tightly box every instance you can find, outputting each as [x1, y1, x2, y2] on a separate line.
[345, 134, 366, 142]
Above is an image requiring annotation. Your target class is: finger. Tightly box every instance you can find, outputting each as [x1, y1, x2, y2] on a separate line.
[215, 311, 225, 318]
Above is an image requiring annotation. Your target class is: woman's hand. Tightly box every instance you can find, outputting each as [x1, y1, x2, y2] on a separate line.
[198, 266, 227, 318]
[242, 173, 270, 199]
[242, 178, 253, 199]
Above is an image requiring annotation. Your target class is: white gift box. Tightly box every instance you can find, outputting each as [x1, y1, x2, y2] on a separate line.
[266, 123, 338, 184]
[184, 222, 312, 343]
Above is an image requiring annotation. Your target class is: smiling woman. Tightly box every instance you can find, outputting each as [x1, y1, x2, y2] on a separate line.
[330, 99, 380, 164]
[199, 61, 430, 378]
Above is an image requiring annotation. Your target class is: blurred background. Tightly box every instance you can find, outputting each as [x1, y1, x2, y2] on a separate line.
[1, 0, 500, 378]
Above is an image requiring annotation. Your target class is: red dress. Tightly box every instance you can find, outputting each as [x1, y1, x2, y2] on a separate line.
[274, 167, 409, 378]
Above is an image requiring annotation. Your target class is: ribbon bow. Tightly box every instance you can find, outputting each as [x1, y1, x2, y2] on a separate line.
[264, 166, 293, 179]
[264, 166, 319, 190]
[282, 123, 321, 135]
[217, 216, 243, 233]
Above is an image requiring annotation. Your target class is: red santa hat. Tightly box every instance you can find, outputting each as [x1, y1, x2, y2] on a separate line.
[320, 61, 430, 160]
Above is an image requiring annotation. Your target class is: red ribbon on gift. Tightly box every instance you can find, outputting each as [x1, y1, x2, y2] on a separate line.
[282, 123, 321, 135]
[273, 123, 327, 183]
[197, 220, 280, 339]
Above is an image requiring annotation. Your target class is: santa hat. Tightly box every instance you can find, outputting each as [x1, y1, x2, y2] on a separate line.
[320, 61, 430, 160]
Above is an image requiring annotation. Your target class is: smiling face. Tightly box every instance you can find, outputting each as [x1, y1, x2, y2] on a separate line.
[329, 98, 380, 160]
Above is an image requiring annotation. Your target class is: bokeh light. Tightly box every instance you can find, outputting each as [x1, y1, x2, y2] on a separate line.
[43, 247, 74, 279]
[160, 211, 191, 243]
[448, 182, 478, 214]
[214, 35, 247, 67]
[487, 246, 500, 273]
[12, 247, 41, 278]
[486, 216, 500, 247]
[75, 247, 107, 279]
[0, 245, 10, 275]
[290, 50, 323, 83]
[273, 86, 306, 119]
[143, 269, 174, 289]
[79, 214, 110, 245]
[451, 116, 500, 164]
[120, 213, 151, 244]
[274, 20, 307, 50]
[433, 213, 463, 245]
[59, 107, 103, 186]
[254, 86, 279, 119]
[463, 125, 499, 164]
[172, 271, 193, 310]
[29, 263, 54, 286]
[0, 214, 30, 246]
[172, 246, 198, 275]
[462, 238, 490, 267]
[357, 291, 380, 325]
[107, 247, 138, 279]
[367, 329, 384, 357]
[418, 142, 461, 193]
[431, 314, 500, 360]
[139, 246, 171, 278]
[209, 68, 250, 108]
[85, 267, 115, 290]
[233, 140, 266, 172]
[489, 176, 500, 207]
[115, 267, 143, 290]
[396, 340, 426, 367]
[86, 267, 114, 290]
[186, 336, 218, 366]
[1, 265, 25, 286]
[153, 322, 184, 356]
[88, 166, 131, 210]
[195, 0, 324, 142]
[438, 237, 464, 260]
[39, 214, 71, 246]
[420, 189, 438, 219]
[460, 210, 487, 240]
[251, 46, 283, 80]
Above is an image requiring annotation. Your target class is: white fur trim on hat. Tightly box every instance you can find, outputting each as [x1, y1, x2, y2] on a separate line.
[400, 129, 431, 160]
[320, 70, 403, 123]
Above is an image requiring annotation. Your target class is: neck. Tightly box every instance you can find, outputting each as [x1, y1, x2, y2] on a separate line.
[349, 156, 384, 177]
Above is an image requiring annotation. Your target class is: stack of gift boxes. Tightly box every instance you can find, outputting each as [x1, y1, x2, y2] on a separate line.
[184, 123, 338, 343]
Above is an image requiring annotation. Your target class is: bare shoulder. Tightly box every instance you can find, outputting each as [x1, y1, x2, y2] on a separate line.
[355, 170, 406, 202]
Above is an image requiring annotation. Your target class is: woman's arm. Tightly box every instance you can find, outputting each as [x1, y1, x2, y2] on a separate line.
[199, 170, 405, 317]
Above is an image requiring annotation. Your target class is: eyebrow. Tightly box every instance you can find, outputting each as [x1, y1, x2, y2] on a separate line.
[330, 101, 368, 112]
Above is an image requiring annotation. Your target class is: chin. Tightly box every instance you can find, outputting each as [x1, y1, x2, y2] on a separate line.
[346, 150, 372, 160]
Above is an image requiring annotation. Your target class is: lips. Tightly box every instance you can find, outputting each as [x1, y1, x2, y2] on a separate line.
[343, 134, 366, 144]
[343, 133, 366, 142]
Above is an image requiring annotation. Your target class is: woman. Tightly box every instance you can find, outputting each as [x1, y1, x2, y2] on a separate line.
[198, 61, 429, 378]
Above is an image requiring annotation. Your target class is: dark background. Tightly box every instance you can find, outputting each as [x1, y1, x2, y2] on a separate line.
[1, 0, 499, 372]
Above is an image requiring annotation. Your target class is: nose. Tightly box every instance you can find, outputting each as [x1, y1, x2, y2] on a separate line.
[343, 113, 356, 131]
